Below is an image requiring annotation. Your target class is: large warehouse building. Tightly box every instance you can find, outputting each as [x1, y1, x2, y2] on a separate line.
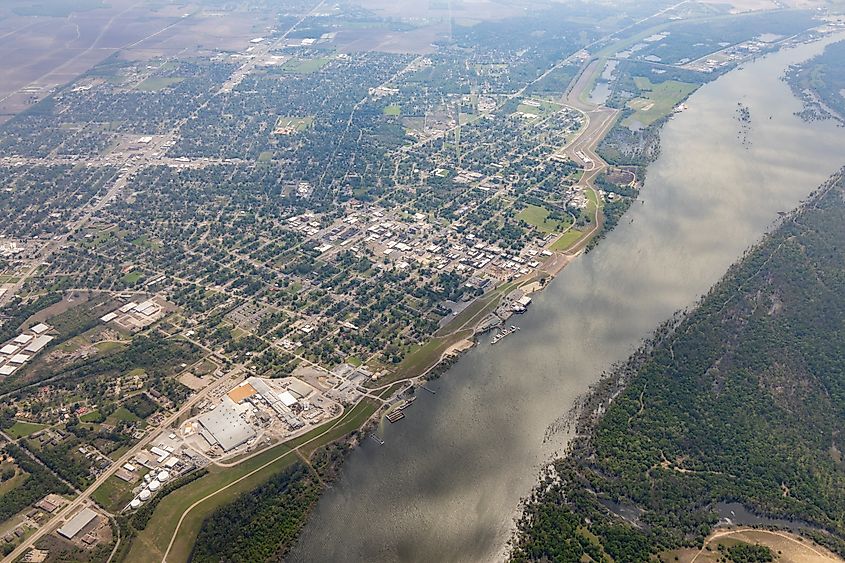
[197, 398, 256, 451]
[58, 507, 98, 539]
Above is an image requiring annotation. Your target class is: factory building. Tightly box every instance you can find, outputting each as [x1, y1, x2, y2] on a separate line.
[197, 397, 256, 451]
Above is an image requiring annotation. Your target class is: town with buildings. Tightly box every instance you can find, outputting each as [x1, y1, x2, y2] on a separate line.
[0, 0, 838, 560]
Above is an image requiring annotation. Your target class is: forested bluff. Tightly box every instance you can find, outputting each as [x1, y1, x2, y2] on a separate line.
[511, 168, 845, 562]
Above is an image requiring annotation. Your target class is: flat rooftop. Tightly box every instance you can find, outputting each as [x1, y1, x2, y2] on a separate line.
[227, 382, 257, 403]
[58, 507, 98, 539]
[198, 398, 256, 451]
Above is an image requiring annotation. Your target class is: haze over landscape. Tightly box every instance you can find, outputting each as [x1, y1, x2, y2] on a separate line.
[0, 0, 844, 562]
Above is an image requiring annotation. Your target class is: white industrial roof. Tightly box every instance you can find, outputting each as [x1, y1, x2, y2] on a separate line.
[0, 365, 16, 376]
[198, 399, 256, 451]
[24, 335, 53, 354]
[0, 344, 18, 355]
[279, 391, 298, 407]
[100, 312, 118, 322]
[138, 304, 158, 316]
[9, 354, 30, 364]
[119, 302, 137, 313]
[30, 323, 50, 334]
[13, 334, 32, 345]
[135, 300, 156, 312]
[58, 507, 98, 539]
[287, 379, 313, 399]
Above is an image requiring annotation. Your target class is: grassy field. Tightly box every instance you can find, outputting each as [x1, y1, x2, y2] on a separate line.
[622, 77, 697, 128]
[135, 77, 184, 92]
[378, 381, 407, 399]
[273, 116, 314, 134]
[516, 98, 562, 117]
[0, 466, 26, 497]
[5, 421, 46, 439]
[92, 473, 141, 512]
[94, 340, 126, 353]
[120, 270, 143, 285]
[549, 188, 601, 251]
[79, 411, 102, 423]
[550, 228, 585, 251]
[127, 400, 379, 563]
[127, 446, 298, 563]
[517, 204, 571, 234]
[108, 407, 141, 424]
[297, 400, 378, 457]
[282, 57, 331, 74]
[0, 275, 19, 283]
[585, 187, 600, 216]
[345, 355, 362, 367]
[383, 103, 401, 116]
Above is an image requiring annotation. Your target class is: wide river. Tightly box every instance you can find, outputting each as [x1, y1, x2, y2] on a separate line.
[291, 34, 845, 562]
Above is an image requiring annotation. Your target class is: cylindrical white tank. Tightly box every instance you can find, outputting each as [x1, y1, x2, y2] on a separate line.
[157, 471, 170, 482]
[139, 489, 151, 501]
[130, 499, 141, 509]
[149, 479, 161, 492]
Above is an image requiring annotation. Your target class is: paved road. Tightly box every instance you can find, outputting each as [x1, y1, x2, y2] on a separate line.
[4, 367, 243, 562]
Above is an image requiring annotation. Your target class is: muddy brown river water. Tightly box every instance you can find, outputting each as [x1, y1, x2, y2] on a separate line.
[291, 33, 845, 562]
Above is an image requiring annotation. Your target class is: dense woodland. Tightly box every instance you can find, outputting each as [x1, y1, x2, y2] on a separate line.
[512, 169, 845, 561]
[786, 39, 845, 124]
[0, 445, 72, 525]
[189, 442, 349, 562]
[189, 463, 320, 562]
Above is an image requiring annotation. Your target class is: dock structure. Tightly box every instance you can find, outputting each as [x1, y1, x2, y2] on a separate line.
[386, 411, 405, 423]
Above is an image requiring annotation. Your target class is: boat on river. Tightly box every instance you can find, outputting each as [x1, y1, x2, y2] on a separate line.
[490, 325, 519, 345]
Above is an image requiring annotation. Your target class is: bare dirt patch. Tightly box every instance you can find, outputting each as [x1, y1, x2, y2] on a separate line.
[665, 528, 842, 562]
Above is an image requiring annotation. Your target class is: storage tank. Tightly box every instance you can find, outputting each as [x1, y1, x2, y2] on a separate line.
[139, 489, 151, 501]
[130, 499, 141, 509]
[157, 471, 170, 482]
[149, 479, 161, 492]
